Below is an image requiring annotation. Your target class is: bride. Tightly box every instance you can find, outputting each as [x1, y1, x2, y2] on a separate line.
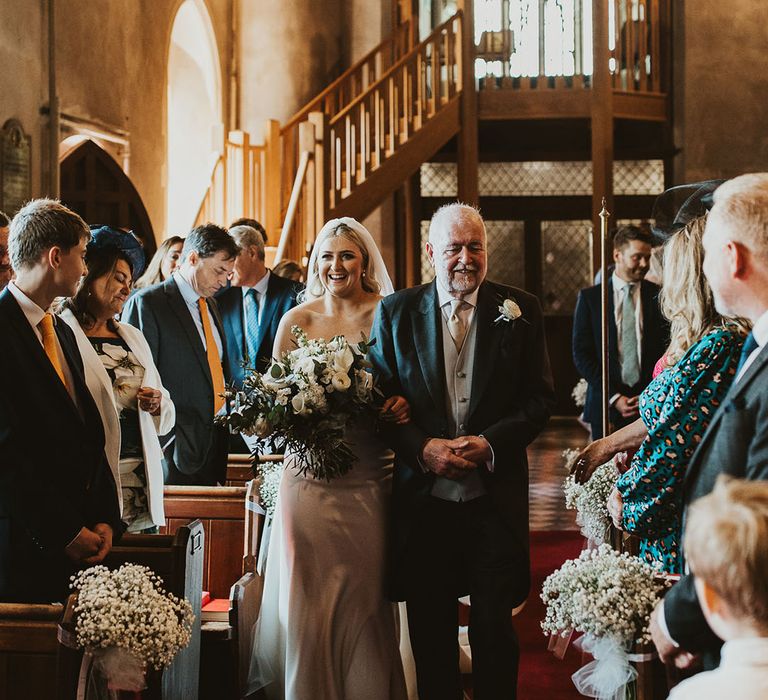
[248, 218, 411, 699]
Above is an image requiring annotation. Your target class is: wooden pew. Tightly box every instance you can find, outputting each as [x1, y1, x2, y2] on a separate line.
[0, 598, 71, 699]
[226, 453, 283, 487]
[163, 486, 247, 599]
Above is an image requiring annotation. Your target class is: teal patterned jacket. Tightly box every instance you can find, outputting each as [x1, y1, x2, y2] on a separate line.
[616, 326, 745, 573]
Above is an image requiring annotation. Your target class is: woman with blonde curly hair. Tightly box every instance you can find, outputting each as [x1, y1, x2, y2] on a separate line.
[573, 213, 749, 572]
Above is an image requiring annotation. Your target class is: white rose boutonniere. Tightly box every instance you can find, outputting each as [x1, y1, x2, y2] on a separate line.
[494, 297, 523, 325]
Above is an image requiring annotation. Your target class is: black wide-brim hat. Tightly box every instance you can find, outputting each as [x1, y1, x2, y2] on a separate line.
[88, 225, 146, 278]
[651, 179, 725, 243]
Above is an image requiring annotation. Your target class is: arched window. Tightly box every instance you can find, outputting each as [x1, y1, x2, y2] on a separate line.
[167, 0, 223, 236]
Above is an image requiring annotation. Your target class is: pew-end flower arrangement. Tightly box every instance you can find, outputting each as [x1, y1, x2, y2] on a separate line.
[224, 326, 381, 482]
[71, 564, 194, 691]
[541, 544, 670, 700]
[563, 455, 620, 545]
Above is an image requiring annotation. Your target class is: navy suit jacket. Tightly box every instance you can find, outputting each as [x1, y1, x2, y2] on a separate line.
[217, 273, 302, 385]
[663, 343, 768, 664]
[572, 279, 669, 434]
[0, 288, 122, 602]
[370, 280, 555, 603]
[123, 277, 230, 480]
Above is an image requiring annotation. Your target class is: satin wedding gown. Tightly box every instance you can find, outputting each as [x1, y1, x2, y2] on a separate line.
[248, 419, 410, 699]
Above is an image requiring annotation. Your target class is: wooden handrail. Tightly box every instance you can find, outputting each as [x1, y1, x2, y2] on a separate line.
[330, 11, 463, 126]
[281, 19, 414, 134]
[274, 149, 311, 264]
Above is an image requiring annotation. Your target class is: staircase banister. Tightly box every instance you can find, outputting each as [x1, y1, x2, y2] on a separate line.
[281, 19, 412, 135]
[274, 149, 312, 264]
[328, 11, 463, 127]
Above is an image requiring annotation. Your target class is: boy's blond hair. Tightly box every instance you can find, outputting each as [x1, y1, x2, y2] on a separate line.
[685, 475, 768, 628]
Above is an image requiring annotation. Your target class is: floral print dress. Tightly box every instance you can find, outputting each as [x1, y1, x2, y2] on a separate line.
[90, 337, 154, 532]
[615, 327, 745, 573]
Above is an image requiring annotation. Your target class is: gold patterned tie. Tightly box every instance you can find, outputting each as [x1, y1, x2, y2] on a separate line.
[198, 298, 226, 413]
[448, 299, 467, 350]
[40, 313, 68, 389]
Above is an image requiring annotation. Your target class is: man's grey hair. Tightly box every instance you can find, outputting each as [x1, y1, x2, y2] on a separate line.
[9, 198, 89, 271]
[709, 173, 768, 260]
[229, 225, 265, 261]
[428, 203, 486, 244]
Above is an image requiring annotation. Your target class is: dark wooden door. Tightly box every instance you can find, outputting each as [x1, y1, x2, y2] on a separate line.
[59, 139, 156, 257]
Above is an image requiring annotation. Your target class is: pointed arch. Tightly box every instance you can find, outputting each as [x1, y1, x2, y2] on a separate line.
[59, 138, 156, 256]
[167, 0, 224, 235]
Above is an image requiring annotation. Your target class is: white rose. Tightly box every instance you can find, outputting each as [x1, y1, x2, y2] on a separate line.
[502, 299, 522, 320]
[294, 356, 316, 376]
[253, 416, 272, 438]
[332, 346, 355, 373]
[291, 393, 309, 414]
[331, 372, 352, 391]
[276, 389, 290, 406]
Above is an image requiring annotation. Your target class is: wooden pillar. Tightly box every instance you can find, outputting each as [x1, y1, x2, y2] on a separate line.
[396, 171, 421, 289]
[591, 0, 614, 276]
[308, 112, 329, 241]
[263, 119, 281, 243]
[456, 0, 479, 206]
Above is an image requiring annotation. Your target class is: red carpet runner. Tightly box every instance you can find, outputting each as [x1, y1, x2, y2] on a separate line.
[516, 530, 585, 699]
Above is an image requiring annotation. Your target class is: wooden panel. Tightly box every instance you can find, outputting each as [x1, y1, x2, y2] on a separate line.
[613, 91, 668, 121]
[479, 90, 591, 120]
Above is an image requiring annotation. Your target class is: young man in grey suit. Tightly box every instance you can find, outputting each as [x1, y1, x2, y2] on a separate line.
[0, 199, 122, 602]
[649, 173, 768, 671]
[123, 224, 240, 485]
[370, 204, 555, 700]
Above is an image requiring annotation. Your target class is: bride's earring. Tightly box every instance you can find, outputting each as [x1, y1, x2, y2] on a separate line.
[362, 271, 366, 277]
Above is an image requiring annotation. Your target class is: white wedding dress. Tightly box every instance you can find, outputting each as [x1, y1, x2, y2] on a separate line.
[248, 419, 410, 699]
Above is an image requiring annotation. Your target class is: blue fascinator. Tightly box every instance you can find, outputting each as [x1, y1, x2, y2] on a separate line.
[88, 225, 146, 278]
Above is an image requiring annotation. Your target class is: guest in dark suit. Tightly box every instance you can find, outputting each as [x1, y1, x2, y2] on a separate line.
[573, 225, 669, 439]
[218, 224, 302, 383]
[0, 199, 122, 603]
[123, 224, 240, 485]
[650, 173, 768, 672]
[217, 224, 302, 452]
[370, 204, 555, 700]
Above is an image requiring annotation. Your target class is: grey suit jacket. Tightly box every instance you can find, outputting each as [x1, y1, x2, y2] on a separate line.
[123, 278, 230, 477]
[664, 344, 768, 655]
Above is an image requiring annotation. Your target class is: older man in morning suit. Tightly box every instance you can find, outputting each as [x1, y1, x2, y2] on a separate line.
[370, 204, 555, 700]
[649, 174, 768, 672]
[123, 224, 240, 485]
[0, 199, 121, 603]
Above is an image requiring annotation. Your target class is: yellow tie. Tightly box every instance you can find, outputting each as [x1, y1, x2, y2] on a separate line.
[198, 298, 226, 413]
[40, 313, 68, 389]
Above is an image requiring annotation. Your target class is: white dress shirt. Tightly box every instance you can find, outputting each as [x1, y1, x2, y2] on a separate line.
[667, 637, 768, 700]
[7, 281, 78, 404]
[173, 270, 224, 358]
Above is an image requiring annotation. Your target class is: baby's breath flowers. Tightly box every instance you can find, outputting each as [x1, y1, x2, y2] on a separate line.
[71, 564, 194, 689]
[563, 458, 619, 543]
[541, 545, 671, 699]
[571, 378, 588, 408]
[257, 459, 283, 521]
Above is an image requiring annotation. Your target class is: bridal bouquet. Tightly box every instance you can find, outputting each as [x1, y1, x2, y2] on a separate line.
[71, 564, 194, 691]
[541, 545, 670, 699]
[225, 326, 380, 481]
[563, 456, 620, 544]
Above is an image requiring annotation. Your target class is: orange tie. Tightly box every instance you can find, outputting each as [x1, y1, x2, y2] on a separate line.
[40, 313, 68, 389]
[198, 298, 226, 413]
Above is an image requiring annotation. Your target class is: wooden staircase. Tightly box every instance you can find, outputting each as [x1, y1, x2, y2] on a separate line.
[195, 13, 467, 266]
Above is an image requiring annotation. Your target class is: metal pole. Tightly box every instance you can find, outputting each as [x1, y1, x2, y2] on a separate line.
[48, 0, 60, 198]
[599, 197, 610, 438]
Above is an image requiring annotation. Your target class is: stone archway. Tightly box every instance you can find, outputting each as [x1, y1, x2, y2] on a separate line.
[59, 138, 156, 257]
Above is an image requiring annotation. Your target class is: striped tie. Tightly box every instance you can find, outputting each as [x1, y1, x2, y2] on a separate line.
[244, 288, 260, 366]
[40, 313, 68, 389]
[198, 298, 226, 413]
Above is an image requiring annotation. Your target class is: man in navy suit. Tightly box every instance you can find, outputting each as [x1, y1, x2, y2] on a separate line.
[217, 224, 301, 452]
[371, 204, 555, 699]
[123, 224, 240, 485]
[0, 199, 122, 602]
[572, 225, 669, 439]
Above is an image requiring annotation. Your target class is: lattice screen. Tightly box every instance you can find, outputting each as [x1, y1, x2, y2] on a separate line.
[420, 160, 664, 197]
[541, 220, 592, 314]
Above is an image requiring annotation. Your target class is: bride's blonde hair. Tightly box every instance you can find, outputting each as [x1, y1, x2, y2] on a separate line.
[302, 222, 381, 301]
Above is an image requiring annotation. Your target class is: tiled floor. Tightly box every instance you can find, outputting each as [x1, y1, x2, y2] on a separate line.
[528, 418, 589, 531]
